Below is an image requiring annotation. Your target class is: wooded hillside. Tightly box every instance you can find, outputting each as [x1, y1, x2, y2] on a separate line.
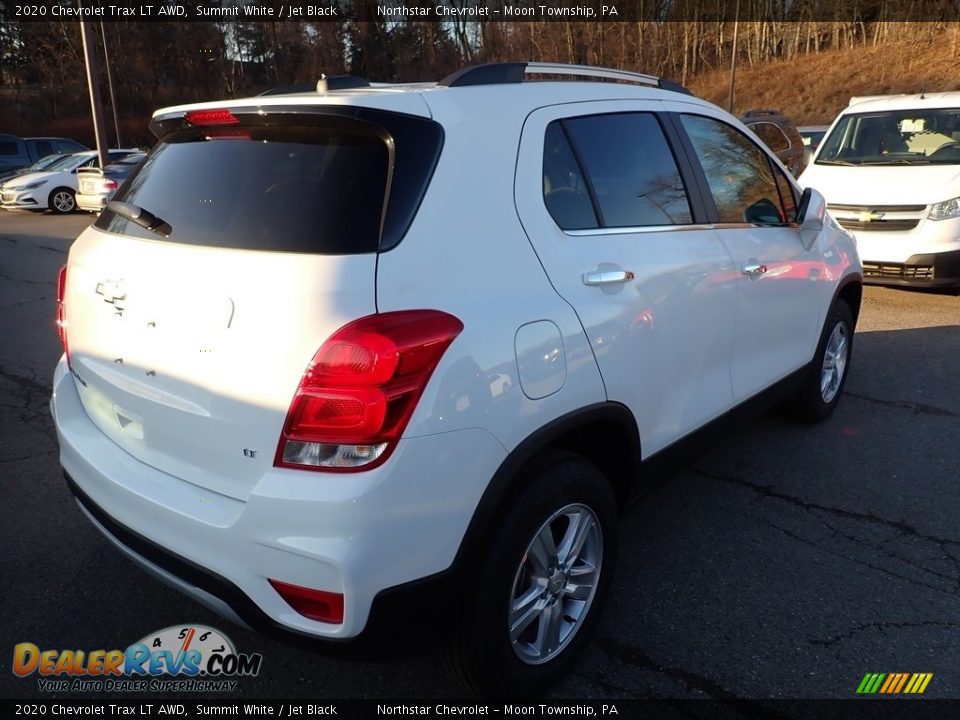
[1, 18, 959, 146]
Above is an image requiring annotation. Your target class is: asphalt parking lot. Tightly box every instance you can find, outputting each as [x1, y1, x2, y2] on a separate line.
[1, 211, 959, 701]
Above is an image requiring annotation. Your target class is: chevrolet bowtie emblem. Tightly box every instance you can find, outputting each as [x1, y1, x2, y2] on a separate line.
[858, 211, 885, 222]
[95, 279, 127, 309]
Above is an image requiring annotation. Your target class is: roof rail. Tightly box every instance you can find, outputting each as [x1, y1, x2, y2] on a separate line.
[437, 62, 691, 95]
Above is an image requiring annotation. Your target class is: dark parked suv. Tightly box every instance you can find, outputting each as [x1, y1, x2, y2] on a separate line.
[0, 135, 88, 175]
[740, 109, 805, 175]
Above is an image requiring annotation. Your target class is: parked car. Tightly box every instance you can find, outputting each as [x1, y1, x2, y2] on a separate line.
[740, 109, 806, 175]
[0, 148, 140, 214]
[52, 62, 862, 697]
[0, 134, 88, 174]
[800, 92, 960, 287]
[76, 153, 148, 213]
[0, 153, 71, 185]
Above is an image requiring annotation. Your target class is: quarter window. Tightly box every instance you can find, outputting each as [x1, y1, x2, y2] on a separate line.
[681, 114, 788, 225]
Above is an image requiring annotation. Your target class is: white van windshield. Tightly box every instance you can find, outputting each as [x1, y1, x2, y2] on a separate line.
[817, 108, 960, 165]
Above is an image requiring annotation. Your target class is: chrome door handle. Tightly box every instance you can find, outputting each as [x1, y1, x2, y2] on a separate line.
[742, 263, 767, 276]
[582, 270, 635, 286]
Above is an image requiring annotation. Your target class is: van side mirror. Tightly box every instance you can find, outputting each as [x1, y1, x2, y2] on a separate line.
[797, 187, 826, 250]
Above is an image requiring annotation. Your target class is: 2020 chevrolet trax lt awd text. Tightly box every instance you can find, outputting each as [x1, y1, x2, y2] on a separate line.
[51, 62, 862, 696]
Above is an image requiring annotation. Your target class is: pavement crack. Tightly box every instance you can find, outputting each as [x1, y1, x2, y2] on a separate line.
[845, 390, 959, 418]
[747, 512, 959, 599]
[570, 669, 638, 697]
[595, 637, 738, 700]
[810, 620, 960, 647]
[0, 267, 49, 286]
[0, 450, 56, 464]
[0, 363, 52, 403]
[0, 295, 49, 310]
[691, 467, 960, 548]
[807, 513, 960, 589]
[37, 245, 68, 255]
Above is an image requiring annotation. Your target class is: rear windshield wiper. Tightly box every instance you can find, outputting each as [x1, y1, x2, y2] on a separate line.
[107, 201, 173, 237]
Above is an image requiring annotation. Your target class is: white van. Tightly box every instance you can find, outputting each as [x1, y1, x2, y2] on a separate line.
[799, 92, 960, 287]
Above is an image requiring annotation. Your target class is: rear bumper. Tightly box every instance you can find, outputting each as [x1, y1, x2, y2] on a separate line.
[76, 193, 107, 213]
[861, 250, 960, 288]
[51, 357, 505, 649]
[65, 471, 461, 657]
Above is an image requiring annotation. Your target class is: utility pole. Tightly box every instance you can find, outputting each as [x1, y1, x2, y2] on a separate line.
[79, 10, 110, 168]
[100, 22, 122, 147]
[728, 0, 740, 114]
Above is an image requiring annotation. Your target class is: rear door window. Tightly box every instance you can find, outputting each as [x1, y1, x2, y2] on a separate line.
[542, 122, 598, 230]
[544, 112, 693, 229]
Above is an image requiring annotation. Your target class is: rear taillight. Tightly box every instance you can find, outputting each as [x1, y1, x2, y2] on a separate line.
[101, 179, 118, 191]
[56, 264, 69, 364]
[275, 310, 463, 472]
[269, 579, 344, 624]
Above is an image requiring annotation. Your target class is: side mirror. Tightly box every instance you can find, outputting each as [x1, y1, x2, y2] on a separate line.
[797, 187, 826, 250]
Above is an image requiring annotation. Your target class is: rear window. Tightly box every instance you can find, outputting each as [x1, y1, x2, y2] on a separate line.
[97, 112, 442, 255]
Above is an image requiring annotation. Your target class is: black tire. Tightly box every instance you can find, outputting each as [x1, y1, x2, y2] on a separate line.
[787, 298, 854, 422]
[445, 451, 618, 697]
[48, 187, 76, 214]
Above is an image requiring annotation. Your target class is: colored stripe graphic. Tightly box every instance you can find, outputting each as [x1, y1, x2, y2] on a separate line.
[857, 672, 932, 694]
[893, 673, 909, 693]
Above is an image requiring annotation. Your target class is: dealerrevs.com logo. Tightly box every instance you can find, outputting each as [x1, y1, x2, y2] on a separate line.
[13, 625, 263, 693]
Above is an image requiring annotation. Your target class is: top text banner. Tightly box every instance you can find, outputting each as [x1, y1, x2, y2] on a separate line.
[8, 0, 960, 22]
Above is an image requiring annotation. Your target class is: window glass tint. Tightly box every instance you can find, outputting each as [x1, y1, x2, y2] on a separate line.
[564, 113, 692, 227]
[749, 122, 790, 153]
[681, 114, 787, 225]
[774, 169, 798, 223]
[33, 140, 54, 157]
[57, 140, 87, 153]
[818, 108, 960, 164]
[48, 154, 88, 171]
[542, 122, 598, 230]
[96, 125, 389, 254]
[0, 141, 19, 156]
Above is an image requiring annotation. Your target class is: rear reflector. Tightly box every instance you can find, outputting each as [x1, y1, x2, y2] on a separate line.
[185, 109, 239, 127]
[56, 264, 69, 364]
[269, 579, 344, 624]
[275, 310, 463, 472]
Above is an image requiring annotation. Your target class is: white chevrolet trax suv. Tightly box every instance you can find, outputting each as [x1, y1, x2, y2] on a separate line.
[51, 62, 862, 696]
